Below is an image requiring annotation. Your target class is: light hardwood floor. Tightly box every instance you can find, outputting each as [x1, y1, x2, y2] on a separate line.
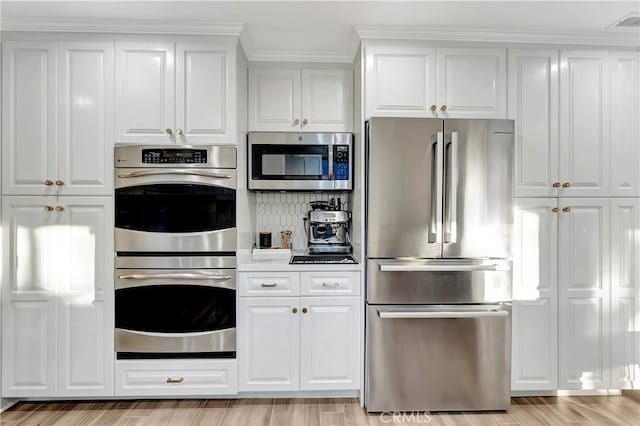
[1, 393, 639, 425]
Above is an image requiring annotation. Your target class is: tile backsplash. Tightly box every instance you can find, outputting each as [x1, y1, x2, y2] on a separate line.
[255, 192, 349, 250]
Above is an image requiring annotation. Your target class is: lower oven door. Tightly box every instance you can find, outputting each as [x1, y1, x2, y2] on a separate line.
[366, 304, 511, 412]
[115, 269, 236, 356]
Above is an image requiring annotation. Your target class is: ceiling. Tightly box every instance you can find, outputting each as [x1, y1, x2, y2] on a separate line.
[2, 1, 639, 61]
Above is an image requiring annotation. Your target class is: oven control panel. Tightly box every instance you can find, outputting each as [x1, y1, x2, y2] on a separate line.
[333, 145, 350, 180]
[142, 149, 208, 164]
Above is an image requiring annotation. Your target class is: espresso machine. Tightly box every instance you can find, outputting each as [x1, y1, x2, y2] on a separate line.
[304, 198, 351, 254]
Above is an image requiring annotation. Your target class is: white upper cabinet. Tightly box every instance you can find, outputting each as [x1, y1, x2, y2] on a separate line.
[2, 42, 57, 196]
[365, 45, 437, 118]
[116, 42, 236, 144]
[175, 43, 235, 144]
[558, 198, 610, 390]
[436, 48, 507, 119]
[2, 41, 114, 196]
[249, 68, 301, 131]
[609, 52, 640, 197]
[559, 51, 610, 197]
[508, 50, 560, 197]
[610, 199, 639, 389]
[115, 42, 175, 144]
[57, 42, 114, 195]
[511, 198, 559, 391]
[248, 68, 352, 132]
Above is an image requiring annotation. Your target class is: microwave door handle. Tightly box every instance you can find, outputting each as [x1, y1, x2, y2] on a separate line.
[117, 170, 232, 179]
[444, 131, 458, 244]
[429, 132, 443, 244]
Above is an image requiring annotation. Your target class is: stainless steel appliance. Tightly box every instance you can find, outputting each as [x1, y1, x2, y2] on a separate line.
[248, 132, 353, 191]
[115, 145, 237, 253]
[365, 118, 514, 412]
[304, 200, 351, 254]
[115, 256, 236, 357]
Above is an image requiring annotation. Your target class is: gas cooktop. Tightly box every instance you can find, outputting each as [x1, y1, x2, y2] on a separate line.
[290, 254, 358, 264]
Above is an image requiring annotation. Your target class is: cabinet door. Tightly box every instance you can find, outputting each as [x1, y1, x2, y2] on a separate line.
[512, 198, 558, 391]
[559, 51, 610, 197]
[58, 42, 114, 195]
[436, 48, 507, 119]
[2, 42, 57, 195]
[115, 42, 175, 144]
[508, 50, 560, 197]
[248, 69, 301, 131]
[300, 297, 360, 391]
[238, 297, 299, 391]
[610, 52, 639, 197]
[364, 45, 436, 118]
[175, 43, 235, 144]
[2, 197, 59, 397]
[558, 198, 610, 390]
[57, 197, 114, 396]
[610, 199, 640, 389]
[301, 69, 353, 132]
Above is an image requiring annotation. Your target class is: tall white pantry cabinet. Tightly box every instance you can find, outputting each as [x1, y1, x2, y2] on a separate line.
[509, 49, 640, 391]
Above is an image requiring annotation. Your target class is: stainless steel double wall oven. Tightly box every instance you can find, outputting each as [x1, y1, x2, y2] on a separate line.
[114, 145, 237, 359]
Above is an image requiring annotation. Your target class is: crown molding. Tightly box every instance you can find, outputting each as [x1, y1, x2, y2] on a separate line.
[247, 50, 353, 64]
[1, 16, 244, 36]
[355, 25, 640, 47]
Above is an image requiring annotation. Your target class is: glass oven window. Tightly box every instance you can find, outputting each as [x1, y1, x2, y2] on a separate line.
[115, 184, 236, 233]
[252, 144, 329, 179]
[116, 285, 235, 333]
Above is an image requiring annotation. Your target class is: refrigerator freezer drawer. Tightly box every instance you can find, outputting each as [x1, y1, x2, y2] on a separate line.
[367, 259, 512, 304]
[365, 304, 511, 412]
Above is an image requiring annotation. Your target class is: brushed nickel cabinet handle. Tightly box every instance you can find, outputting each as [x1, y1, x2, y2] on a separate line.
[44, 205, 54, 212]
[440, 105, 447, 112]
[552, 182, 561, 188]
[165, 128, 173, 135]
[176, 129, 183, 135]
[551, 207, 560, 213]
[562, 182, 571, 188]
[44, 180, 54, 186]
[562, 207, 571, 212]
[292, 307, 298, 314]
[302, 118, 308, 125]
[293, 118, 300, 126]
[261, 283, 278, 288]
[55, 206, 64, 212]
[55, 180, 64, 186]
[322, 282, 340, 288]
[166, 377, 184, 384]
[302, 307, 308, 314]
[430, 105, 437, 112]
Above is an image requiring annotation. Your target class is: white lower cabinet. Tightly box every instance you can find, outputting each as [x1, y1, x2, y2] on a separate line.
[238, 271, 361, 392]
[115, 360, 237, 397]
[1, 196, 114, 397]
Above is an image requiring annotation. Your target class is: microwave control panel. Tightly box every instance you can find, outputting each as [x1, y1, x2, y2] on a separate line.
[333, 145, 350, 180]
[141, 149, 208, 164]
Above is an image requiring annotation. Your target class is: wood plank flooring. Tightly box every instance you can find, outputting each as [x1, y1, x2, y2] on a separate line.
[1, 393, 638, 426]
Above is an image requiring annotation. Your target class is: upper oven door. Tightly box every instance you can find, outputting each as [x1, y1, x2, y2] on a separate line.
[115, 169, 236, 253]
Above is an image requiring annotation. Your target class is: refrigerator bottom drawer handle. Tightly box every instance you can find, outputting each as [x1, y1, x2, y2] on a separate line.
[377, 310, 509, 319]
[377, 263, 500, 272]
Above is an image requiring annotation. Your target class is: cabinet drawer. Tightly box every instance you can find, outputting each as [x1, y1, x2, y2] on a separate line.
[301, 272, 360, 296]
[115, 360, 237, 396]
[239, 272, 300, 296]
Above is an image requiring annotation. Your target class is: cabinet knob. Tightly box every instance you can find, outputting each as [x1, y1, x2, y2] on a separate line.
[55, 206, 65, 212]
[302, 118, 308, 126]
[293, 119, 300, 126]
[165, 128, 173, 135]
[562, 182, 571, 188]
[562, 207, 571, 213]
[44, 205, 54, 212]
[440, 105, 447, 112]
[552, 207, 560, 213]
[176, 128, 183, 135]
[430, 105, 437, 112]
[55, 180, 64, 186]
[292, 307, 298, 314]
[44, 180, 54, 186]
[552, 182, 561, 188]
[302, 307, 308, 314]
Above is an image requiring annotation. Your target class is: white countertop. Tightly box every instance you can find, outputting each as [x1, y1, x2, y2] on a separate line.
[237, 250, 363, 272]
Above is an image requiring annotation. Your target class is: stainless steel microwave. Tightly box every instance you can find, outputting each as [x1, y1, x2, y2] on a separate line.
[248, 132, 353, 191]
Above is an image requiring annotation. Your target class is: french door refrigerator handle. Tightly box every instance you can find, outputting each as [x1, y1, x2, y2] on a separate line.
[444, 131, 458, 244]
[377, 310, 509, 319]
[429, 132, 444, 243]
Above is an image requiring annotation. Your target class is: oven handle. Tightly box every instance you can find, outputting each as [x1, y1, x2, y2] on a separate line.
[378, 310, 509, 319]
[117, 170, 232, 179]
[119, 273, 233, 281]
[378, 262, 502, 272]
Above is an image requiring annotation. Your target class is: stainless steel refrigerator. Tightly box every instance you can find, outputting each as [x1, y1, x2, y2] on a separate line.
[365, 117, 514, 412]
